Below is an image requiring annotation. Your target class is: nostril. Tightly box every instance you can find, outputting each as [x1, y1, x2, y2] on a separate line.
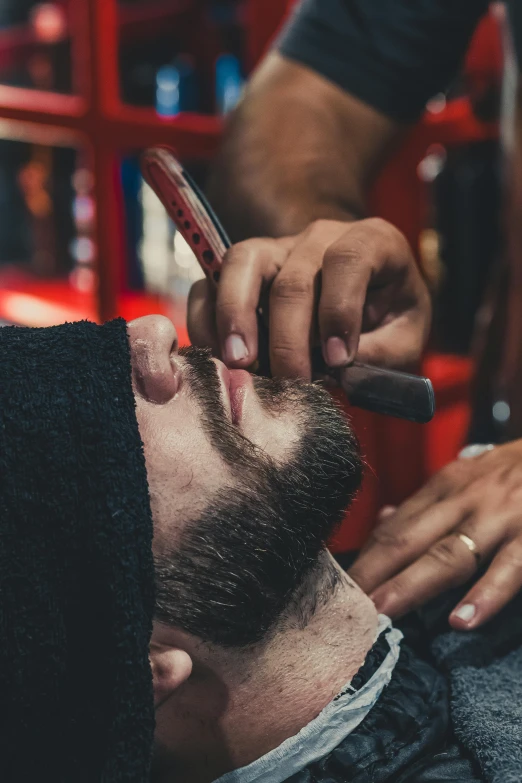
[128, 316, 180, 403]
[169, 356, 183, 396]
[170, 333, 179, 357]
[135, 363, 181, 404]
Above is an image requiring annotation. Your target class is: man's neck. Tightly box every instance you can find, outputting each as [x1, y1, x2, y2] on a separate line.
[153, 556, 378, 783]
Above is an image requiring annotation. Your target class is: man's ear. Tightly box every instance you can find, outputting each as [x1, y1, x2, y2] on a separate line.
[150, 644, 193, 708]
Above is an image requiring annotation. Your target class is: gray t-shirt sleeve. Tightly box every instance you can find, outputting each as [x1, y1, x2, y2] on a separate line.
[276, 0, 490, 123]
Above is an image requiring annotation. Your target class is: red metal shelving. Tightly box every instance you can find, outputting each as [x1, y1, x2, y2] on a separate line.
[0, 0, 290, 325]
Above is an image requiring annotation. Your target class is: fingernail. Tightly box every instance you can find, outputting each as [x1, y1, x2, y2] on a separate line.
[324, 337, 350, 367]
[452, 603, 476, 623]
[224, 334, 248, 363]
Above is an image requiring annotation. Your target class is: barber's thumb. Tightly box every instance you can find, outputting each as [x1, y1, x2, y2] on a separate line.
[187, 279, 220, 353]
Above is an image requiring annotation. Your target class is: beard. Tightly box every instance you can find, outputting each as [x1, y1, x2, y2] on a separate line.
[153, 347, 363, 648]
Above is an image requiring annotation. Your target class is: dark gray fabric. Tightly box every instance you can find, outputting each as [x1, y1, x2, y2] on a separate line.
[0, 319, 155, 782]
[426, 593, 522, 783]
[277, 0, 493, 122]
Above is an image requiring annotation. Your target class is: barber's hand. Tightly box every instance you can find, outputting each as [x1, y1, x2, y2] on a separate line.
[349, 440, 522, 629]
[187, 218, 431, 379]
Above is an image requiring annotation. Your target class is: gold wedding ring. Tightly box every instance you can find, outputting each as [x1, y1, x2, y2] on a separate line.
[456, 533, 481, 564]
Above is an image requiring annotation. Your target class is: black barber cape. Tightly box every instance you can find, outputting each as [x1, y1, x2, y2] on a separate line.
[0, 320, 155, 782]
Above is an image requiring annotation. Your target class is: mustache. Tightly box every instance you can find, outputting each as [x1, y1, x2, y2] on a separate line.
[178, 346, 265, 473]
[177, 347, 360, 489]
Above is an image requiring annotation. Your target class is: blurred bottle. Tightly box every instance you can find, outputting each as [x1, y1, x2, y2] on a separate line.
[215, 53, 243, 114]
[156, 65, 181, 117]
[155, 56, 198, 118]
[129, 57, 203, 298]
[69, 165, 96, 294]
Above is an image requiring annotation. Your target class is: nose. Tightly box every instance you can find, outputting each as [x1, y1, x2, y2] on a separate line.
[127, 315, 180, 403]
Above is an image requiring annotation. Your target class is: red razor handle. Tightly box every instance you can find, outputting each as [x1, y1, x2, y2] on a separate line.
[141, 146, 271, 376]
[141, 147, 228, 286]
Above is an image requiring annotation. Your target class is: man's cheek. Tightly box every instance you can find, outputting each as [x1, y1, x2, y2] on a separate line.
[242, 407, 300, 464]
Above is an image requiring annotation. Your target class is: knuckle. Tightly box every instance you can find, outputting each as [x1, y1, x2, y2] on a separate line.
[297, 219, 333, 247]
[464, 463, 522, 509]
[270, 344, 308, 377]
[304, 218, 347, 241]
[364, 217, 407, 246]
[427, 538, 465, 572]
[438, 462, 458, 481]
[368, 526, 410, 553]
[270, 342, 301, 366]
[271, 273, 314, 302]
[500, 544, 522, 571]
[382, 576, 412, 603]
[223, 239, 264, 269]
[507, 483, 522, 507]
[438, 460, 469, 489]
[323, 242, 367, 271]
[364, 217, 392, 234]
[500, 465, 522, 501]
[216, 297, 241, 326]
[320, 300, 355, 325]
[309, 218, 334, 235]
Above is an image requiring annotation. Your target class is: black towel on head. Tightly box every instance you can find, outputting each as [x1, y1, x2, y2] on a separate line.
[0, 319, 155, 782]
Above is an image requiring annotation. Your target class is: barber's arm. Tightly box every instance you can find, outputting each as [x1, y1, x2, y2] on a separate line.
[189, 53, 429, 377]
[207, 52, 402, 240]
[189, 0, 488, 377]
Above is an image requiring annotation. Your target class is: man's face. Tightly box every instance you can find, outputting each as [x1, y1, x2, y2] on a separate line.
[128, 316, 362, 647]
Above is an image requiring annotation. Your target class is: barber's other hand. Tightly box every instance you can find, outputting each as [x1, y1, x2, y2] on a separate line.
[348, 440, 522, 629]
[187, 218, 431, 379]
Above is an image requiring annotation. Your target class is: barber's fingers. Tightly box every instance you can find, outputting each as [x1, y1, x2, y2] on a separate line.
[318, 227, 370, 366]
[369, 515, 507, 619]
[450, 536, 522, 630]
[319, 218, 431, 370]
[187, 279, 220, 354]
[349, 493, 469, 596]
[268, 240, 327, 379]
[348, 458, 487, 595]
[267, 221, 348, 379]
[215, 239, 291, 368]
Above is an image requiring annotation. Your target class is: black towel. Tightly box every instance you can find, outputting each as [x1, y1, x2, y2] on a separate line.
[421, 584, 522, 782]
[0, 319, 155, 782]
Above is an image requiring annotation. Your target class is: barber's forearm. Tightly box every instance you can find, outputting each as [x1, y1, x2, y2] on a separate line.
[209, 101, 365, 239]
[208, 54, 406, 241]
